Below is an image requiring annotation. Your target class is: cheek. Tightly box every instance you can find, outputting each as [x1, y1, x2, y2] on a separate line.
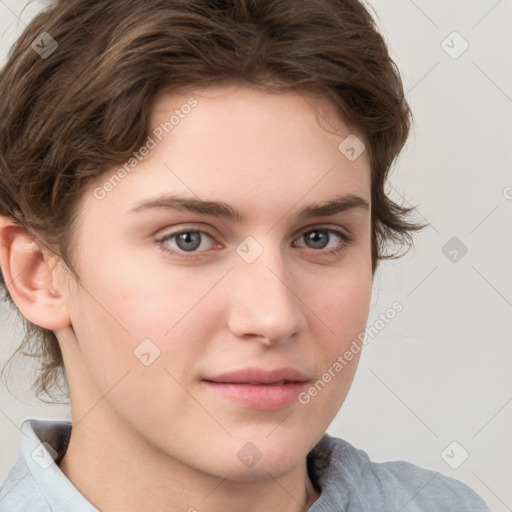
[303, 264, 372, 407]
[315, 228, 373, 340]
[63, 266, 225, 443]
[65, 263, 220, 385]
[339, 275, 373, 339]
[314, 263, 373, 345]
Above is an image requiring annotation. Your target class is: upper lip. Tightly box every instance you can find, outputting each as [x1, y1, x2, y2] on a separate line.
[202, 367, 311, 385]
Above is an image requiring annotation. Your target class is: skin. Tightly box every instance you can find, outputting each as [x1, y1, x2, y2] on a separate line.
[0, 84, 373, 512]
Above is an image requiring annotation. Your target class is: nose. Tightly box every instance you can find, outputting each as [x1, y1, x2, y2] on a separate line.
[226, 247, 307, 346]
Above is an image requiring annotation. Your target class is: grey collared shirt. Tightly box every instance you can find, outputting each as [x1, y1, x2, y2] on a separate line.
[0, 419, 492, 511]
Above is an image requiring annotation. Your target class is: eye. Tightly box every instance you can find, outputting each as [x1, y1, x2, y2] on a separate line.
[293, 227, 352, 256]
[156, 229, 216, 255]
[155, 226, 352, 258]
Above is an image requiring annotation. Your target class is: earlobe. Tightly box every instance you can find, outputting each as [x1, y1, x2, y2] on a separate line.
[0, 216, 71, 330]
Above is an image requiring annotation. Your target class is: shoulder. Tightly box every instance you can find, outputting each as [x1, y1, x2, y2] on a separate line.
[0, 456, 50, 512]
[308, 434, 492, 511]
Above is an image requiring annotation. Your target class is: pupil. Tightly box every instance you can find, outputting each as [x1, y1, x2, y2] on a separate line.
[177, 232, 201, 251]
[308, 230, 327, 249]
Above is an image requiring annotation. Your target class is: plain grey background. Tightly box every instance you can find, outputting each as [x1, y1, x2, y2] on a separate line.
[0, 1, 511, 510]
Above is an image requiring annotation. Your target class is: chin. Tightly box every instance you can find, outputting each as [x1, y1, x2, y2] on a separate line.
[201, 435, 308, 481]
[223, 454, 303, 482]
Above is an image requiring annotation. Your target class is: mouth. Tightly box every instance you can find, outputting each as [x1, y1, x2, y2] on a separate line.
[201, 367, 311, 410]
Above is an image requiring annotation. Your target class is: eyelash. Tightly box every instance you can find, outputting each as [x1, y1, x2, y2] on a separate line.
[155, 226, 353, 259]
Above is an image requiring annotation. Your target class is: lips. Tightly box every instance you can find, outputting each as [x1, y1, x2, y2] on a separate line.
[201, 367, 311, 410]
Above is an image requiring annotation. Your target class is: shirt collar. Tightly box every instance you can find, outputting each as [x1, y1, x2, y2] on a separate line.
[20, 419, 98, 511]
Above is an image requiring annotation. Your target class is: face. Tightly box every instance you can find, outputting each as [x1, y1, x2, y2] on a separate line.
[58, 84, 373, 480]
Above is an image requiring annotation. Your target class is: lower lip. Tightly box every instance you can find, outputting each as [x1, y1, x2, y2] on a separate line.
[202, 381, 308, 410]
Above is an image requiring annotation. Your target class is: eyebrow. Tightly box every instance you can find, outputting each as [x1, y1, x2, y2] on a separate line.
[129, 193, 369, 222]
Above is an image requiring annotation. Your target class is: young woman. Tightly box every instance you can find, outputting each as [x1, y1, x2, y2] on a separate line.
[0, 0, 492, 510]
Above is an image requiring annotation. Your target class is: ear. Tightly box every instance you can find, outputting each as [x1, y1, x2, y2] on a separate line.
[0, 217, 71, 330]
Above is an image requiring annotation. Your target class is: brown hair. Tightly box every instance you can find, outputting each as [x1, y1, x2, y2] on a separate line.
[0, 0, 426, 402]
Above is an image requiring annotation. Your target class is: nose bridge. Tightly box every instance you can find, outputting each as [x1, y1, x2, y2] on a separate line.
[227, 237, 305, 342]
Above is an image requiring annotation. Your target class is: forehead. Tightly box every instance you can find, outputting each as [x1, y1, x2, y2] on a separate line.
[147, 84, 369, 182]
[151, 83, 362, 148]
[83, 83, 371, 226]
